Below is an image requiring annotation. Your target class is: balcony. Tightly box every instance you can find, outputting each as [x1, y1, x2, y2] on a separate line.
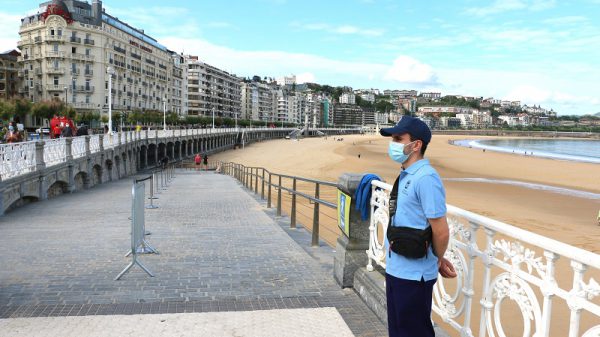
[34, 68, 42, 76]
[113, 46, 126, 54]
[84, 69, 93, 76]
[46, 84, 66, 91]
[73, 102, 97, 109]
[17, 70, 24, 77]
[72, 85, 94, 93]
[17, 38, 31, 47]
[47, 67, 65, 75]
[34, 36, 42, 43]
[71, 68, 80, 76]
[83, 38, 95, 45]
[46, 35, 64, 42]
[46, 51, 66, 58]
[70, 36, 81, 43]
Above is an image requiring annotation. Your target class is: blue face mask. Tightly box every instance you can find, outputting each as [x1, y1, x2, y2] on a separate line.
[388, 141, 415, 164]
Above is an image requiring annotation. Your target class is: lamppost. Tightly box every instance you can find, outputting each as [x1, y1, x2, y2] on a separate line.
[64, 85, 68, 105]
[234, 111, 238, 129]
[212, 106, 215, 129]
[107, 66, 114, 134]
[162, 97, 167, 131]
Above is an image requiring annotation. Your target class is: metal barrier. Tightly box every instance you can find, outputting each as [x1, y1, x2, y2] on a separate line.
[219, 161, 338, 247]
[115, 176, 157, 280]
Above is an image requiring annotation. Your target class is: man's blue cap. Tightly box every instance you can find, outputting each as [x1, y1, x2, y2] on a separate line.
[379, 116, 432, 144]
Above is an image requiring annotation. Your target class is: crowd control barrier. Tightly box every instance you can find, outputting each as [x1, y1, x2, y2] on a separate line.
[115, 176, 157, 280]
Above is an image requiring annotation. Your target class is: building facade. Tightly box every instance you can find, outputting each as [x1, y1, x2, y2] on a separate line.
[240, 81, 277, 122]
[0, 50, 21, 100]
[17, 0, 185, 127]
[185, 55, 241, 120]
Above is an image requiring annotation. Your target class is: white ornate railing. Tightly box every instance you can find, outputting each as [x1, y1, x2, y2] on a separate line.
[103, 133, 115, 149]
[89, 135, 100, 153]
[0, 141, 37, 180]
[71, 137, 86, 158]
[43, 138, 66, 167]
[368, 180, 600, 337]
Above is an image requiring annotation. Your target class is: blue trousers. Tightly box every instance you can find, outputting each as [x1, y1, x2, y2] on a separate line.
[386, 273, 436, 337]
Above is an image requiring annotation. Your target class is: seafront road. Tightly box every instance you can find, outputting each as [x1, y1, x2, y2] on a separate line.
[0, 170, 387, 336]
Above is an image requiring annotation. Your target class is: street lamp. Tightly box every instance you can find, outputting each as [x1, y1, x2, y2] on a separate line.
[234, 111, 237, 129]
[162, 97, 167, 131]
[212, 106, 215, 129]
[64, 85, 68, 105]
[107, 66, 115, 134]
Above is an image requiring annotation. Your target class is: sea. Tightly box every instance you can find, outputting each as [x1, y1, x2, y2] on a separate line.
[454, 138, 600, 164]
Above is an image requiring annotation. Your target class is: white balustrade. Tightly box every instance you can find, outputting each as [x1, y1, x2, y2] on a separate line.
[103, 133, 115, 149]
[71, 137, 87, 158]
[0, 141, 37, 179]
[89, 135, 100, 153]
[367, 180, 600, 337]
[43, 138, 66, 167]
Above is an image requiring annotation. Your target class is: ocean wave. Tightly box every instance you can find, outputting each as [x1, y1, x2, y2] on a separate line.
[444, 177, 600, 200]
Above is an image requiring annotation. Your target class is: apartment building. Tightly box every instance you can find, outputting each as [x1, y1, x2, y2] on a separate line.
[339, 92, 355, 105]
[333, 103, 363, 127]
[185, 55, 241, 119]
[0, 50, 21, 100]
[240, 81, 277, 122]
[17, 0, 182, 126]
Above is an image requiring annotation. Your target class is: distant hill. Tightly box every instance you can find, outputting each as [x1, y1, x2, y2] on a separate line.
[595, 112, 600, 117]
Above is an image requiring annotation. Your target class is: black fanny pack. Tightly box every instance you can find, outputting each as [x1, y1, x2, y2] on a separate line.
[387, 225, 432, 259]
[386, 172, 433, 259]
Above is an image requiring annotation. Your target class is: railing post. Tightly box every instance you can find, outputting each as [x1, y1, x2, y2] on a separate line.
[85, 136, 91, 156]
[261, 169, 265, 199]
[99, 134, 104, 152]
[333, 173, 371, 288]
[65, 138, 73, 161]
[291, 177, 297, 229]
[311, 183, 320, 246]
[277, 175, 282, 216]
[249, 167, 253, 190]
[254, 168, 258, 194]
[35, 141, 46, 170]
[267, 173, 272, 208]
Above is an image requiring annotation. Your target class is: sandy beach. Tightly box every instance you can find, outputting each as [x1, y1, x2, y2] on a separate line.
[212, 133, 600, 253]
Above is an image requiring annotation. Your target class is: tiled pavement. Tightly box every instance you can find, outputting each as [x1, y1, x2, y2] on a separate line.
[0, 170, 387, 336]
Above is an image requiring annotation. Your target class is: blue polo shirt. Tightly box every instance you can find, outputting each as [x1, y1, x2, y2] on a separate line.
[385, 158, 446, 281]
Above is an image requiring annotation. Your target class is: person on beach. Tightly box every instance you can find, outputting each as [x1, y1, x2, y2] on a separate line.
[380, 116, 456, 337]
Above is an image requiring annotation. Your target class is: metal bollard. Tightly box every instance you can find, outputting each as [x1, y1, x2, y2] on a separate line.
[277, 175, 282, 216]
[146, 175, 158, 209]
[311, 183, 320, 247]
[154, 171, 161, 194]
[291, 177, 296, 228]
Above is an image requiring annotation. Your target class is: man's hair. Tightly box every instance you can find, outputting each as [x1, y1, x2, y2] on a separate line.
[409, 134, 428, 155]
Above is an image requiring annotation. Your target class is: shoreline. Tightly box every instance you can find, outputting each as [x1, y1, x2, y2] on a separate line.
[450, 137, 600, 164]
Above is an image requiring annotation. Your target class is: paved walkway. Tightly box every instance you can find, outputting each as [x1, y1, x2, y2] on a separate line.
[0, 170, 387, 336]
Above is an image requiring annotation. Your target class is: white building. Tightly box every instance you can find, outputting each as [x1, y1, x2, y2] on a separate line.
[339, 92, 355, 105]
[18, 0, 180, 125]
[276, 75, 296, 86]
[241, 81, 277, 122]
[185, 55, 241, 119]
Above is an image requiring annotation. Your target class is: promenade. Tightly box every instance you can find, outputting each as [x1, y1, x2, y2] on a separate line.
[0, 169, 386, 336]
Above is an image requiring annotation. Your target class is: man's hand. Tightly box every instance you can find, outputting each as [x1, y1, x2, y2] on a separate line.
[438, 257, 457, 278]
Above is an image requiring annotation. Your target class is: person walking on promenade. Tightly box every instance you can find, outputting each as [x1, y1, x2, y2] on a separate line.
[61, 123, 73, 138]
[194, 153, 201, 171]
[379, 116, 456, 337]
[203, 153, 208, 170]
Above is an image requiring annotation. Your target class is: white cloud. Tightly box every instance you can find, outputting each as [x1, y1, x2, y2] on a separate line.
[465, 0, 555, 16]
[293, 22, 385, 37]
[0, 13, 22, 51]
[543, 16, 588, 25]
[384, 56, 438, 85]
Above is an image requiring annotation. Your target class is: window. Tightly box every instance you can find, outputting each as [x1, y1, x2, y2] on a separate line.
[57, 29, 62, 36]
[50, 29, 55, 36]
[85, 48, 91, 56]
[54, 60, 59, 68]
[72, 63, 77, 73]
[85, 80, 90, 90]
[86, 95, 90, 103]
[53, 76, 59, 85]
[71, 31, 76, 37]
[72, 47, 76, 54]
[53, 44, 59, 52]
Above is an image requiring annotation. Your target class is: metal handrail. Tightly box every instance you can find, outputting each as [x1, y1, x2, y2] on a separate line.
[220, 161, 338, 247]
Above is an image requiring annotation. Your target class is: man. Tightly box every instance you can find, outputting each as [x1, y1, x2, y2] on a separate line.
[380, 116, 456, 337]
[76, 124, 88, 137]
[61, 123, 73, 138]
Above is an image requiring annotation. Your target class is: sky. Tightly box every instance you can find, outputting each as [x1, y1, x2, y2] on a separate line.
[1, 0, 599, 116]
